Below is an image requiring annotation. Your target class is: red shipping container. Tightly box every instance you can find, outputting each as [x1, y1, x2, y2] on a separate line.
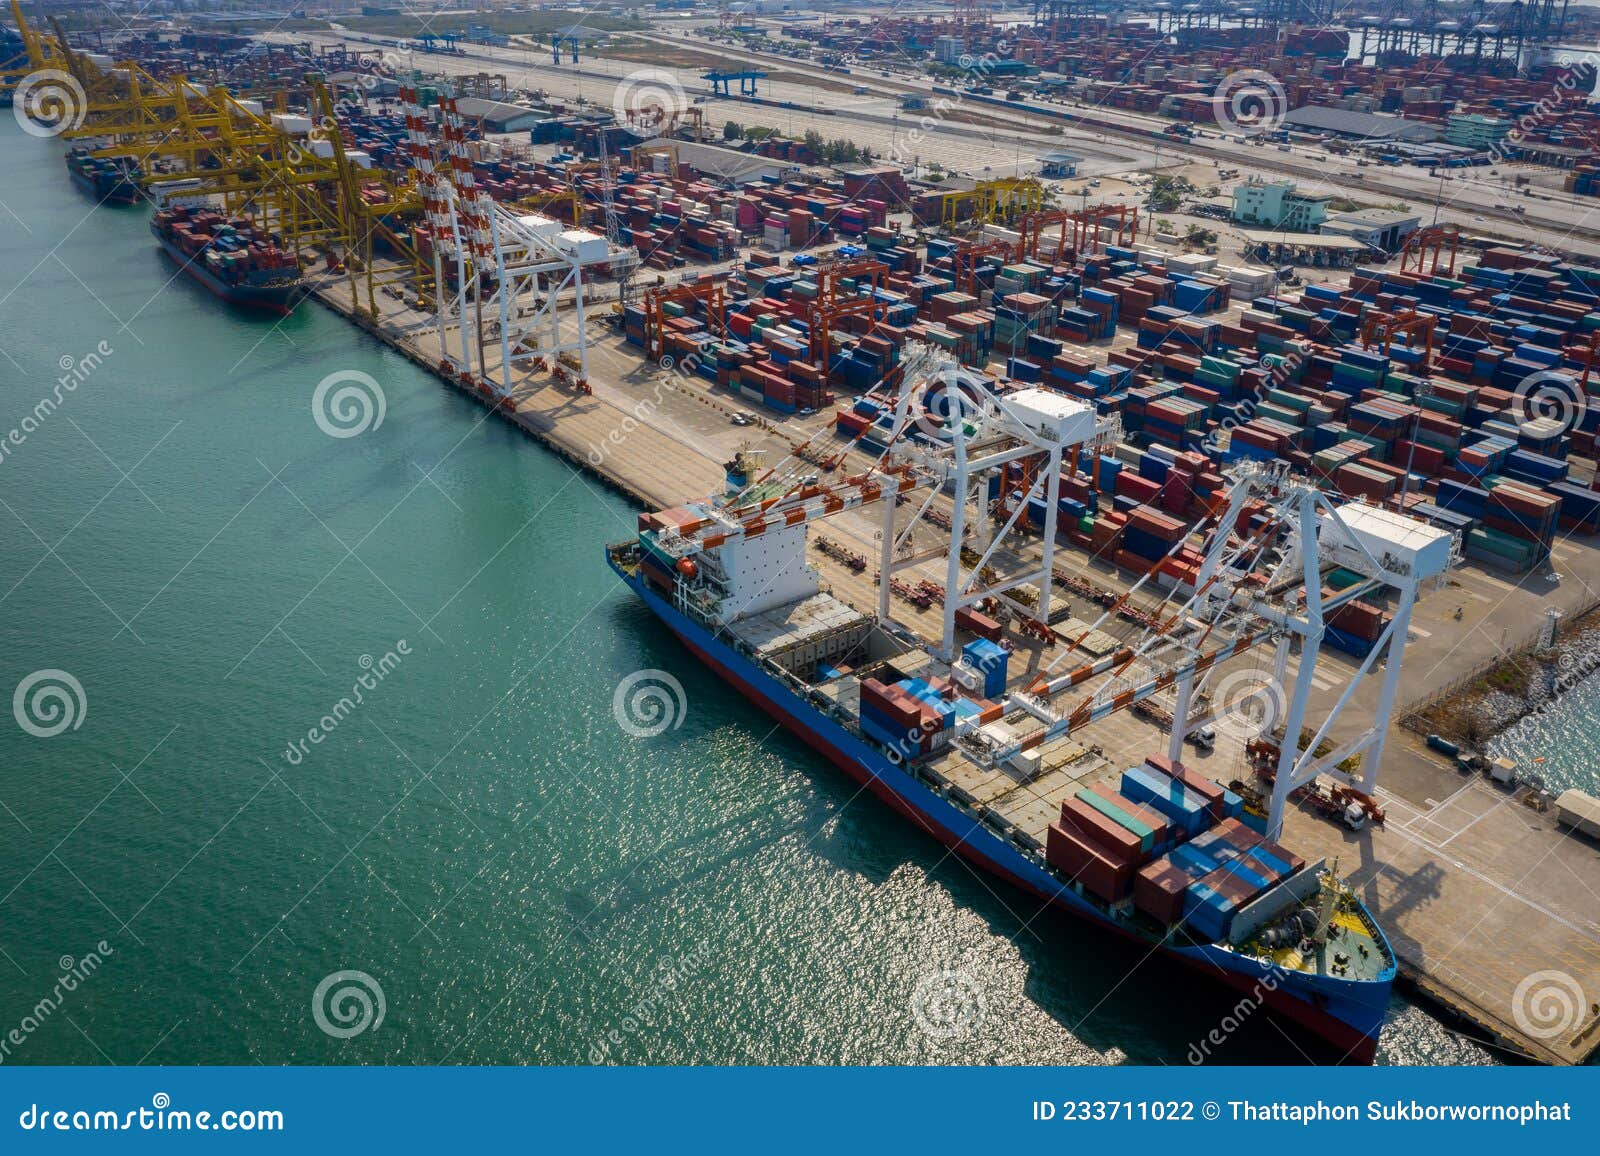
[1200, 862, 1265, 909]
[1113, 548, 1152, 573]
[1115, 472, 1162, 504]
[954, 606, 1002, 642]
[1145, 755, 1226, 819]
[1160, 472, 1192, 515]
[1127, 508, 1186, 539]
[1046, 822, 1134, 903]
[1059, 797, 1144, 862]
[1135, 858, 1189, 924]
[860, 679, 920, 727]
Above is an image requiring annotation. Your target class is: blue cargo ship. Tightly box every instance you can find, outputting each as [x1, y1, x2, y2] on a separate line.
[608, 472, 1397, 1062]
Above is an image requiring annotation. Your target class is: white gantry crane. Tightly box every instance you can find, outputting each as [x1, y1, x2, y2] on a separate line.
[643, 349, 1454, 847]
[400, 82, 638, 397]
[866, 349, 1455, 842]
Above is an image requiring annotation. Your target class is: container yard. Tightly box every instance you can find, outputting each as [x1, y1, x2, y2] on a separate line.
[7, 0, 1600, 1075]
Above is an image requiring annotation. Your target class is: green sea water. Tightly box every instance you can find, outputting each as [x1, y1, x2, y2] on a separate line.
[0, 124, 1489, 1066]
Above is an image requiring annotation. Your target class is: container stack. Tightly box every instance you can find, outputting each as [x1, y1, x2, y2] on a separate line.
[857, 678, 949, 756]
[960, 638, 1010, 699]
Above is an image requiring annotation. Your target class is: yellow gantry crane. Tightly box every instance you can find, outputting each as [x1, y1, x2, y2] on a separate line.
[10, 2, 429, 316]
[926, 176, 1048, 230]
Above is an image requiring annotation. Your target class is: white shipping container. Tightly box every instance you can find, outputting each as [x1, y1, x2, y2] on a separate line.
[271, 113, 314, 136]
[1167, 252, 1217, 274]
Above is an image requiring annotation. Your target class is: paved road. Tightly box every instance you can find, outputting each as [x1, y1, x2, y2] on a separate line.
[274, 29, 1154, 179]
[633, 25, 1600, 258]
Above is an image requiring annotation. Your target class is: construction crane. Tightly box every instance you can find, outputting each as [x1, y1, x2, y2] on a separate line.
[924, 177, 1047, 230]
[1398, 224, 1460, 278]
[876, 352, 1451, 839]
[649, 345, 1451, 842]
[50, 53, 426, 317]
[1016, 203, 1139, 260]
[594, 124, 623, 247]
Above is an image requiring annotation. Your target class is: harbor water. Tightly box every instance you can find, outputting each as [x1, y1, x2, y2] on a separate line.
[0, 123, 1493, 1065]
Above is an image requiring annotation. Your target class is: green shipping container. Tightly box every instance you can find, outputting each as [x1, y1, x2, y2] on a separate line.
[1074, 789, 1155, 853]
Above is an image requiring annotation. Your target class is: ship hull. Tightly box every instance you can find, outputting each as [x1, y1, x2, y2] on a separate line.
[152, 231, 303, 315]
[612, 558, 1392, 1063]
[70, 166, 141, 205]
